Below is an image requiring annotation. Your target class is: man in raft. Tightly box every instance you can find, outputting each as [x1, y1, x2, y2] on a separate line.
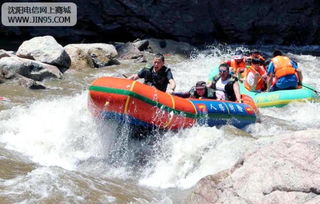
[224, 50, 246, 78]
[172, 81, 216, 99]
[208, 64, 242, 103]
[266, 50, 303, 91]
[128, 53, 176, 93]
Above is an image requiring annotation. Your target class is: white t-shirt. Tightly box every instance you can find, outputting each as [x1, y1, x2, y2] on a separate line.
[215, 78, 231, 100]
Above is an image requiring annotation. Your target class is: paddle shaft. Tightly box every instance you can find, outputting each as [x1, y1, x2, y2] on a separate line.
[302, 84, 319, 95]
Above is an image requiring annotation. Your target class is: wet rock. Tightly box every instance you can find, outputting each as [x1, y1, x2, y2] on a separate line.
[16, 74, 46, 89]
[133, 55, 147, 63]
[188, 129, 320, 203]
[0, 49, 11, 59]
[0, 56, 63, 81]
[64, 45, 94, 70]
[133, 39, 149, 51]
[64, 43, 118, 69]
[117, 42, 143, 60]
[16, 35, 71, 71]
[147, 38, 196, 56]
[0, 57, 21, 79]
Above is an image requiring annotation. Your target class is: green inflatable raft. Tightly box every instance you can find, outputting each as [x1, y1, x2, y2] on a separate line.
[208, 67, 320, 108]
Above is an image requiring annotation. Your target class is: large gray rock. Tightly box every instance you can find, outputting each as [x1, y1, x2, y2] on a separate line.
[146, 38, 196, 56]
[16, 35, 71, 71]
[64, 43, 118, 69]
[133, 39, 149, 51]
[188, 129, 320, 204]
[117, 42, 143, 59]
[0, 56, 63, 81]
[16, 74, 46, 89]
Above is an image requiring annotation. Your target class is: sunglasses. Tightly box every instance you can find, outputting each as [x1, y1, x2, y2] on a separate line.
[219, 70, 228, 73]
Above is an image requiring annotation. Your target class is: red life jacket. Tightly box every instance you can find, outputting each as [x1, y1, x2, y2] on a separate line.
[271, 56, 296, 79]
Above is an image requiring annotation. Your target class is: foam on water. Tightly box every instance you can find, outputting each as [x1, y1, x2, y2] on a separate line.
[0, 92, 111, 170]
[139, 126, 254, 189]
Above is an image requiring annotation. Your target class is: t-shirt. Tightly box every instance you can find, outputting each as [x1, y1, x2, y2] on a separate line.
[215, 78, 231, 100]
[138, 66, 174, 92]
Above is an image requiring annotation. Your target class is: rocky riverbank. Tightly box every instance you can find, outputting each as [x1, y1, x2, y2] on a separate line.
[0, 35, 195, 89]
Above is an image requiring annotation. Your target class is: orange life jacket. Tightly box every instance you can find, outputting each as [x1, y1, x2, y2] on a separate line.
[230, 59, 245, 72]
[271, 56, 296, 79]
[244, 66, 266, 91]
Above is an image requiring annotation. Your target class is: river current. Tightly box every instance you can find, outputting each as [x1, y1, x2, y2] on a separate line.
[0, 46, 319, 203]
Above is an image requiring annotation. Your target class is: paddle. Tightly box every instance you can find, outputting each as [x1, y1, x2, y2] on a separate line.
[122, 74, 128, 78]
[302, 84, 320, 96]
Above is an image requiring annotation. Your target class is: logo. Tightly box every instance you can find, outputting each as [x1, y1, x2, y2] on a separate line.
[196, 104, 208, 113]
[2, 2, 77, 26]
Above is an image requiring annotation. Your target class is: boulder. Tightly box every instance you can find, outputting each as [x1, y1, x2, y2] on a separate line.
[64, 45, 94, 70]
[117, 42, 143, 59]
[16, 74, 46, 89]
[64, 43, 118, 69]
[188, 129, 320, 203]
[0, 49, 12, 59]
[146, 38, 196, 56]
[16, 35, 71, 71]
[133, 39, 149, 51]
[0, 56, 62, 81]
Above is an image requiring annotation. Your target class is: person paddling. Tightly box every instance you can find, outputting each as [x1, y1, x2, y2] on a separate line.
[128, 53, 176, 93]
[208, 64, 242, 103]
[173, 81, 216, 99]
[267, 50, 303, 91]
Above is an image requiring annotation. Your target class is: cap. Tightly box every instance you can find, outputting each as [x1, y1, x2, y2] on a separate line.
[196, 81, 206, 88]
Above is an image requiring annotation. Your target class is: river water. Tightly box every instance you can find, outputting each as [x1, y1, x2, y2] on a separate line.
[0, 46, 320, 203]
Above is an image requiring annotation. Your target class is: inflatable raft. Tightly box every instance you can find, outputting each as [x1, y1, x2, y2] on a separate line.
[88, 77, 257, 130]
[209, 67, 320, 108]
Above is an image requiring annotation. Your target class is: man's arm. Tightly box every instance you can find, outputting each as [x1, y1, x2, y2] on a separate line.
[233, 82, 242, 103]
[168, 79, 176, 93]
[266, 74, 273, 92]
[128, 68, 146, 80]
[172, 91, 191, 98]
[128, 74, 139, 80]
[291, 60, 303, 85]
[266, 62, 274, 92]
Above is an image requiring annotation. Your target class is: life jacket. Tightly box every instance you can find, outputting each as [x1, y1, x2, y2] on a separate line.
[143, 65, 171, 92]
[271, 56, 296, 79]
[210, 75, 237, 101]
[189, 87, 216, 99]
[230, 59, 246, 73]
[244, 66, 266, 91]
